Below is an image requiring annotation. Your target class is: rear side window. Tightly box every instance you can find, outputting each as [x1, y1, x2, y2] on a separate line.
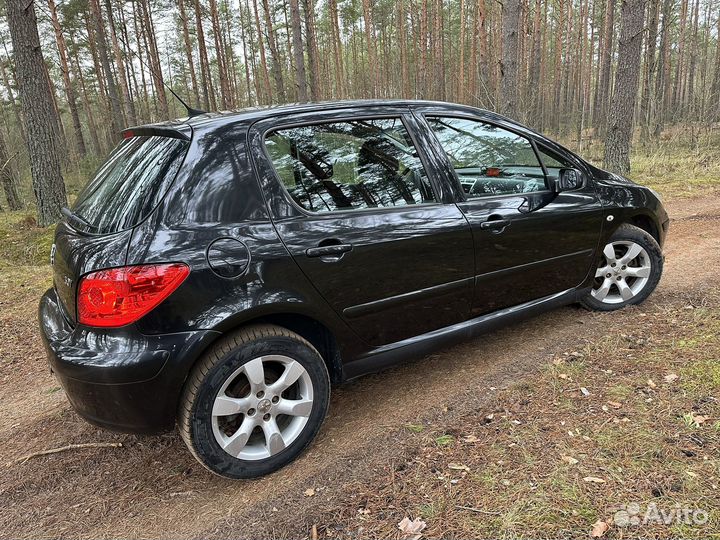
[72, 135, 188, 233]
[264, 118, 436, 213]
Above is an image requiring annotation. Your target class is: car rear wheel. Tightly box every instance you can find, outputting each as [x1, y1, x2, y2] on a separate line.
[580, 224, 663, 312]
[178, 324, 330, 479]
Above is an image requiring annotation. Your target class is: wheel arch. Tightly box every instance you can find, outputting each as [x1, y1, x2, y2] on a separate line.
[627, 212, 660, 244]
[240, 312, 344, 384]
[188, 308, 348, 385]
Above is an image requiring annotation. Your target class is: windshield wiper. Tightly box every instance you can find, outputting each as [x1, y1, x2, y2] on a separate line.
[61, 207, 98, 231]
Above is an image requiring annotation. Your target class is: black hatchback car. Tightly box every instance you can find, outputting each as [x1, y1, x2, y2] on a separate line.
[39, 100, 669, 478]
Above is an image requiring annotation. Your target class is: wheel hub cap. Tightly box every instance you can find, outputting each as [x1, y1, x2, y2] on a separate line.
[210, 355, 314, 461]
[591, 240, 652, 304]
[257, 398, 272, 414]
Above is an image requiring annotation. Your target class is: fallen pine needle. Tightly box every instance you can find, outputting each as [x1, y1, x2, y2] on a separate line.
[455, 505, 501, 515]
[8, 442, 123, 466]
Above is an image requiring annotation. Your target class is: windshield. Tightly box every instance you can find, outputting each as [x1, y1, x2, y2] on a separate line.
[72, 135, 188, 234]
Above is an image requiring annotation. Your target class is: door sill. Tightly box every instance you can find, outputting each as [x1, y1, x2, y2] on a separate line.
[342, 287, 588, 381]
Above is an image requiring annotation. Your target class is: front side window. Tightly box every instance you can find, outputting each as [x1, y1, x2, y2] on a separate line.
[265, 118, 435, 213]
[426, 117, 547, 198]
[537, 146, 576, 183]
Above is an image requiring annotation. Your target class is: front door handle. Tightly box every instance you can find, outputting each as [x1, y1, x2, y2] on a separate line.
[305, 243, 353, 258]
[480, 216, 510, 231]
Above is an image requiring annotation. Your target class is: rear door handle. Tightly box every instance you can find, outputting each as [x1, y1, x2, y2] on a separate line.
[305, 244, 353, 258]
[480, 217, 510, 230]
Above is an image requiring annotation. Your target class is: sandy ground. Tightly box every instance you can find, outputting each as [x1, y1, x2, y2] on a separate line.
[1, 195, 719, 539]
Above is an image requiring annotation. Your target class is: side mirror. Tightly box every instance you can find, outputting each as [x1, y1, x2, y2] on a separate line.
[553, 168, 585, 192]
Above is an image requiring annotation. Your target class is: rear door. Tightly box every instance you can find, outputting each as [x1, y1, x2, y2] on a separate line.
[250, 109, 475, 347]
[414, 110, 603, 316]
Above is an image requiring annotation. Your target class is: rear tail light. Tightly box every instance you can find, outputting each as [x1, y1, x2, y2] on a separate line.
[78, 263, 189, 327]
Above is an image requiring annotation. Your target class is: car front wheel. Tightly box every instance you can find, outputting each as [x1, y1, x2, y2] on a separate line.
[580, 223, 663, 311]
[178, 324, 330, 479]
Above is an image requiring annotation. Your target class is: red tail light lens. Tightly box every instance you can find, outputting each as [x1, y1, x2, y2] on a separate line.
[78, 263, 190, 327]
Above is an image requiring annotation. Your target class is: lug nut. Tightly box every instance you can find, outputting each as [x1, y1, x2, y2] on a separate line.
[611, 262, 616, 267]
[621, 265, 626, 270]
[271, 396, 279, 404]
[256, 391, 264, 398]
[263, 413, 271, 421]
[606, 273, 612, 278]
[616, 276, 622, 281]
[247, 408, 256, 416]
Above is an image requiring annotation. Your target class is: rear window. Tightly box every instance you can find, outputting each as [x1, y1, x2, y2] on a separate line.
[72, 135, 188, 234]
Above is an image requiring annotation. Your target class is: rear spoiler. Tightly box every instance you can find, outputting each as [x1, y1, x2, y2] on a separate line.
[121, 126, 190, 141]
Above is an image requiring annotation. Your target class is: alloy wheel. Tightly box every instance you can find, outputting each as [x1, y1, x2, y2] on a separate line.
[591, 240, 652, 304]
[211, 355, 314, 460]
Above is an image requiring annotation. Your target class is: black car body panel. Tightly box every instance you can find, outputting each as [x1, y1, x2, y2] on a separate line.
[38, 100, 668, 433]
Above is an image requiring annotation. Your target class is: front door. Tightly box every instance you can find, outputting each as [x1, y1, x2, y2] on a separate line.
[417, 113, 604, 316]
[252, 112, 475, 346]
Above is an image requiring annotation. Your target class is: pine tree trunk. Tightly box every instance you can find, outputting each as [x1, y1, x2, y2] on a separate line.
[604, 0, 646, 174]
[178, 0, 201, 107]
[194, 0, 217, 110]
[653, 0, 673, 134]
[398, 0, 410, 98]
[209, 0, 232, 108]
[262, 0, 287, 100]
[552, 0, 565, 130]
[138, 0, 170, 118]
[685, 0, 700, 116]
[105, 0, 137, 125]
[361, 0, 378, 97]
[529, 0, 543, 125]
[252, 0, 273, 102]
[0, 128, 22, 210]
[640, 0, 659, 139]
[89, 0, 125, 139]
[72, 51, 104, 156]
[594, 0, 614, 133]
[0, 59, 26, 143]
[302, 0, 321, 100]
[710, 4, 720, 120]
[6, 0, 67, 225]
[118, 6, 141, 120]
[47, 0, 87, 158]
[289, 0, 308, 101]
[239, 0, 256, 105]
[500, 0, 521, 118]
[131, 0, 152, 121]
[328, 0, 344, 98]
[672, 0, 688, 114]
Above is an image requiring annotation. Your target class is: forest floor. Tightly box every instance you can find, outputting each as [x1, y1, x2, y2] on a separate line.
[1, 155, 719, 538]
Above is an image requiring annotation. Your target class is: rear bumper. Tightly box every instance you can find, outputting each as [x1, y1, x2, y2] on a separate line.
[39, 287, 220, 433]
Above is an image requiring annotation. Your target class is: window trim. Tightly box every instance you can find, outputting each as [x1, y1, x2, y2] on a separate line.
[258, 113, 446, 217]
[535, 143, 588, 191]
[420, 113, 554, 202]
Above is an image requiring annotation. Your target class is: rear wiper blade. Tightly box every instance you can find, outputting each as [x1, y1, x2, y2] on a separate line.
[61, 207, 97, 231]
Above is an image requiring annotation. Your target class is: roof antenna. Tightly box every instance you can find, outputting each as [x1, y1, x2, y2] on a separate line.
[115, 32, 207, 118]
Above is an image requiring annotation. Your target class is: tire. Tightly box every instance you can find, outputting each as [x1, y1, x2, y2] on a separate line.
[178, 324, 330, 479]
[580, 223, 663, 312]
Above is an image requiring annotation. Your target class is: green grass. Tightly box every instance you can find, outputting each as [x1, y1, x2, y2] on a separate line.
[434, 434, 455, 447]
[329, 295, 720, 538]
[631, 144, 720, 199]
[560, 129, 720, 199]
[0, 211, 55, 267]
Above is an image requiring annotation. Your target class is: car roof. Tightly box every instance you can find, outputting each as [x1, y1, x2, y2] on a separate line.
[132, 99, 499, 132]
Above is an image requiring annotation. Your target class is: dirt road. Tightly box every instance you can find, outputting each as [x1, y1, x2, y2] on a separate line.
[1, 195, 719, 539]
